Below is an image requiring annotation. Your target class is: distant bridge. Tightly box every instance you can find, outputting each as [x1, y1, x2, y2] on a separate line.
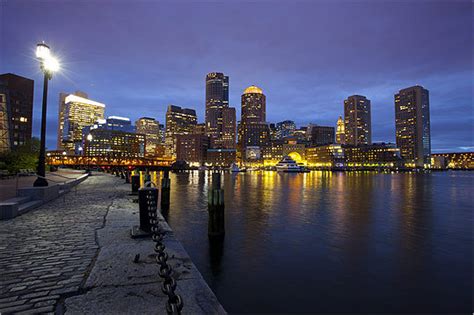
[47, 155, 173, 169]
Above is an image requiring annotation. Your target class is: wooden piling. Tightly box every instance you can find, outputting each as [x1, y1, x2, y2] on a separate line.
[208, 172, 225, 237]
[161, 169, 170, 211]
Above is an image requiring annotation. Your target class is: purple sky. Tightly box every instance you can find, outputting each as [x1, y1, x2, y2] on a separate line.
[1, 0, 472, 152]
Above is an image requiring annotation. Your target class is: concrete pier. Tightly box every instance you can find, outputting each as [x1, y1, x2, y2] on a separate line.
[0, 173, 225, 314]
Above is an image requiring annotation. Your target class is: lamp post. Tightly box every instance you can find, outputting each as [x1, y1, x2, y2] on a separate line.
[33, 42, 60, 187]
[86, 134, 93, 173]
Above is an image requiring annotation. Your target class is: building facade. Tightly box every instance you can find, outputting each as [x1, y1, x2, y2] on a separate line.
[205, 72, 236, 149]
[307, 125, 335, 146]
[0, 73, 34, 151]
[176, 134, 210, 165]
[344, 95, 371, 146]
[206, 148, 236, 167]
[57, 91, 88, 149]
[431, 152, 473, 169]
[343, 143, 402, 167]
[238, 85, 270, 161]
[135, 117, 160, 157]
[395, 85, 431, 167]
[275, 120, 296, 140]
[62, 94, 105, 153]
[82, 116, 144, 158]
[165, 105, 197, 158]
[336, 116, 345, 144]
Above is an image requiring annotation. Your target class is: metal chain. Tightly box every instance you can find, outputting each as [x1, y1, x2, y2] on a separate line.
[146, 190, 184, 314]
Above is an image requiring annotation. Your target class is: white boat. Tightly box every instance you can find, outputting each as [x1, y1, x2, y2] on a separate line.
[276, 156, 303, 172]
[229, 163, 245, 172]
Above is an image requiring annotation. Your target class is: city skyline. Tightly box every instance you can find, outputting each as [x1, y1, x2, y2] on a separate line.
[1, 1, 471, 152]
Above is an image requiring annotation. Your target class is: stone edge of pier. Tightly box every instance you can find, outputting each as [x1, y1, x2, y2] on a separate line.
[62, 177, 226, 314]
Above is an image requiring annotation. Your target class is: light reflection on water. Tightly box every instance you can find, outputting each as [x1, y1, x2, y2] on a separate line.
[148, 170, 473, 313]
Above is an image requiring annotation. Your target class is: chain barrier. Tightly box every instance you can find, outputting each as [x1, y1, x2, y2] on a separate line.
[145, 188, 184, 314]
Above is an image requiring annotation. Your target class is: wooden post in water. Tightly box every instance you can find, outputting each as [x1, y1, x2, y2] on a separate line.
[208, 172, 225, 237]
[161, 169, 171, 211]
[131, 169, 140, 195]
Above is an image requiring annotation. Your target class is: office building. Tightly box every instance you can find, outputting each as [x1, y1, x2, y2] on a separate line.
[176, 134, 209, 166]
[206, 148, 236, 167]
[238, 85, 270, 159]
[307, 125, 335, 146]
[343, 143, 402, 167]
[165, 105, 197, 158]
[431, 152, 473, 169]
[275, 120, 296, 140]
[205, 72, 236, 149]
[344, 95, 371, 145]
[57, 91, 88, 149]
[82, 116, 144, 158]
[62, 94, 105, 153]
[135, 117, 160, 157]
[306, 144, 345, 168]
[336, 116, 345, 144]
[395, 85, 431, 167]
[0, 73, 34, 151]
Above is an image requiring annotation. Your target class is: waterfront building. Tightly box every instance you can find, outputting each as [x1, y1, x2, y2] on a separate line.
[262, 140, 284, 165]
[275, 120, 296, 139]
[238, 85, 270, 160]
[344, 95, 371, 145]
[0, 73, 34, 151]
[206, 148, 236, 167]
[306, 144, 345, 168]
[135, 117, 160, 157]
[282, 139, 306, 163]
[62, 94, 105, 153]
[307, 125, 335, 146]
[57, 91, 88, 149]
[82, 116, 144, 158]
[205, 72, 236, 149]
[343, 143, 402, 168]
[176, 134, 210, 166]
[158, 123, 165, 143]
[293, 127, 307, 142]
[336, 116, 345, 144]
[269, 123, 277, 140]
[431, 152, 473, 169]
[395, 85, 431, 168]
[165, 105, 197, 158]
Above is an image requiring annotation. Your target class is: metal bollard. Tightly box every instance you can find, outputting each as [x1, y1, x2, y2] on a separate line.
[120, 171, 125, 179]
[130, 186, 158, 238]
[161, 169, 170, 211]
[125, 171, 130, 183]
[131, 174, 140, 195]
[208, 172, 225, 237]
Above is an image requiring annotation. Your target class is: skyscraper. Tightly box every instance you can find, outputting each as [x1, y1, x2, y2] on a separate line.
[336, 116, 345, 144]
[57, 91, 88, 149]
[0, 73, 34, 151]
[205, 72, 236, 149]
[395, 85, 431, 167]
[307, 125, 335, 146]
[135, 117, 160, 157]
[344, 95, 371, 145]
[165, 105, 197, 158]
[62, 94, 105, 153]
[238, 85, 270, 157]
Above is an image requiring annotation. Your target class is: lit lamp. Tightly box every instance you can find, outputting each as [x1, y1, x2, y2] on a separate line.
[86, 134, 93, 173]
[33, 42, 60, 187]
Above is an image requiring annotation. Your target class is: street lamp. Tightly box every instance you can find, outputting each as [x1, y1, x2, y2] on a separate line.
[33, 42, 60, 187]
[86, 134, 93, 173]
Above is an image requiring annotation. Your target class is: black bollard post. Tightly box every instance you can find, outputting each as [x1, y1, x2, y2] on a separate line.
[120, 171, 125, 179]
[125, 171, 130, 184]
[208, 172, 225, 237]
[161, 169, 170, 211]
[131, 171, 140, 195]
[131, 185, 158, 238]
[115, 169, 120, 177]
[144, 170, 151, 187]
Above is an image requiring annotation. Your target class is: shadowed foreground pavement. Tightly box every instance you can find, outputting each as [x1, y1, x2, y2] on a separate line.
[0, 173, 224, 314]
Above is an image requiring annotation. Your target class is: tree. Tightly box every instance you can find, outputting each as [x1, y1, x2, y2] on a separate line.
[0, 137, 41, 174]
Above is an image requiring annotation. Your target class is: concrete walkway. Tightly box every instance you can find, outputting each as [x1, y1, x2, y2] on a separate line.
[0, 173, 225, 314]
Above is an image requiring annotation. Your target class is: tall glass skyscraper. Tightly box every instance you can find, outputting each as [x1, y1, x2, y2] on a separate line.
[395, 85, 431, 167]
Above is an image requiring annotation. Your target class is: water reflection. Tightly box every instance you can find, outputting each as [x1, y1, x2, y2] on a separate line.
[165, 171, 472, 313]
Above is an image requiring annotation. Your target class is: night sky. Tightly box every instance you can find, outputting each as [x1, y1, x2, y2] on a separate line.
[1, 0, 472, 152]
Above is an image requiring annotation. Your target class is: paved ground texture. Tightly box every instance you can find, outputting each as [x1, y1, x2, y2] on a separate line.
[0, 169, 87, 201]
[0, 173, 225, 314]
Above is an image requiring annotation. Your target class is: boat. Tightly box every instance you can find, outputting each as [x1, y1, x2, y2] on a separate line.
[198, 165, 208, 171]
[229, 163, 246, 172]
[276, 156, 303, 172]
